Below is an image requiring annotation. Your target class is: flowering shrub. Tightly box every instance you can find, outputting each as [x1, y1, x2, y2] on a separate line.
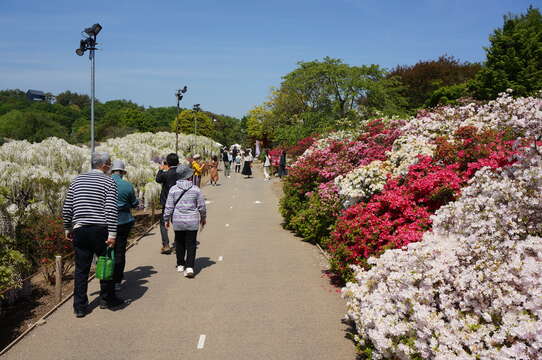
[329, 124, 519, 280]
[280, 119, 402, 242]
[335, 160, 390, 203]
[286, 136, 316, 157]
[329, 157, 463, 279]
[386, 135, 436, 177]
[278, 92, 542, 358]
[343, 153, 542, 359]
[20, 216, 73, 284]
[286, 182, 342, 244]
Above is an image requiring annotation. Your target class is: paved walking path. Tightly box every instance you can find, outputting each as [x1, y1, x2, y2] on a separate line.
[3, 167, 355, 360]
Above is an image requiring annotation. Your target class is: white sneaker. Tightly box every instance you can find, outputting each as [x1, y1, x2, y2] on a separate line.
[184, 268, 194, 278]
[176, 265, 185, 273]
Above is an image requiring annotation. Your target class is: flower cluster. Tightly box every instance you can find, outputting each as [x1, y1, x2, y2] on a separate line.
[386, 135, 436, 177]
[278, 92, 542, 358]
[0, 132, 220, 237]
[343, 154, 542, 359]
[334, 160, 390, 203]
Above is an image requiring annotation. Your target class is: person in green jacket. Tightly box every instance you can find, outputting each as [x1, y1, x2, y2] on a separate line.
[111, 160, 139, 292]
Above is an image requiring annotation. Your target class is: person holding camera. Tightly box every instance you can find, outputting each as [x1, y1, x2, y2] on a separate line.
[155, 153, 181, 254]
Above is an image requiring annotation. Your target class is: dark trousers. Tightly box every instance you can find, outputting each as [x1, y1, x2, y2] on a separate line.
[113, 222, 133, 283]
[174, 230, 198, 268]
[73, 226, 114, 311]
[159, 208, 170, 247]
[235, 164, 241, 173]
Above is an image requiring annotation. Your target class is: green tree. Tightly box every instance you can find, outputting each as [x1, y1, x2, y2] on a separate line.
[210, 113, 243, 147]
[389, 55, 481, 110]
[250, 57, 407, 146]
[55, 91, 92, 110]
[469, 7, 542, 99]
[0, 110, 69, 142]
[171, 109, 215, 138]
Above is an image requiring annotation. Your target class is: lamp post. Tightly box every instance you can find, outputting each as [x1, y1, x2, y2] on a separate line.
[191, 104, 201, 155]
[75, 23, 102, 155]
[175, 86, 188, 154]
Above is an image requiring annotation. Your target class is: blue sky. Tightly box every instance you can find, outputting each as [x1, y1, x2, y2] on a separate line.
[0, 0, 538, 118]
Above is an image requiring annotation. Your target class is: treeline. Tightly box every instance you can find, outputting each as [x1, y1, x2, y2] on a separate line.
[0, 90, 245, 146]
[247, 6, 542, 147]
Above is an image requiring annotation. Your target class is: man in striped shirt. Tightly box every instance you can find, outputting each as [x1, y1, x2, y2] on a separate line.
[63, 152, 124, 318]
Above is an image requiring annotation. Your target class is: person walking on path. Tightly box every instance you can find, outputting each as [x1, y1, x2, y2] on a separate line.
[241, 150, 253, 179]
[191, 154, 205, 187]
[163, 164, 207, 278]
[155, 153, 180, 254]
[263, 150, 271, 180]
[278, 150, 287, 178]
[209, 155, 219, 186]
[63, 152, 123, 318]
[222, 149, 231, 178]
[111, 160, 139, 292]
[232, 146, 239, 162]
[234, 152, 242, 173]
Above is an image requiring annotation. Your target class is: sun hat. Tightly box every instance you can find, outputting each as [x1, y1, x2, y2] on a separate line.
[193, 154, 201, 159]
[176, 163, 195, 180]
[111, 159, 126, 172]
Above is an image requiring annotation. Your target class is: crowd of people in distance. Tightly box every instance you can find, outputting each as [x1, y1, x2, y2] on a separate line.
[62, 146, 288, 319]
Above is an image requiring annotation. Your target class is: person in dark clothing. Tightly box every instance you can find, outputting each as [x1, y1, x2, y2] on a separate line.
[155, 153, 180, 254]
[63, 152, 123, 318]
[278, 150, 287, 178]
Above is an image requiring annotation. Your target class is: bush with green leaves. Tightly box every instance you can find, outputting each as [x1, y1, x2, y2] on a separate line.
[0, 236, 31, 295]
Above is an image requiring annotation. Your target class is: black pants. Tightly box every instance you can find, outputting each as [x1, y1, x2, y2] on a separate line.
[73, 226, 114, 311]
[174, 230, 198, 268]
[113, 222, 133, 283]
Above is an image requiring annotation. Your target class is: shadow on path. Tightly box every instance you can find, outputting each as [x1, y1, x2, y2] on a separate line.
[195, 257, 216, 275]
[89, 265, 157, 312]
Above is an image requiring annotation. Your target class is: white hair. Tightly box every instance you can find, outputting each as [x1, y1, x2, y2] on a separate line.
[91, 152, 111, 169]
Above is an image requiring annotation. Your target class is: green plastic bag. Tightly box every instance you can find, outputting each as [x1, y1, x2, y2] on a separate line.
[96, 248, 115, 280]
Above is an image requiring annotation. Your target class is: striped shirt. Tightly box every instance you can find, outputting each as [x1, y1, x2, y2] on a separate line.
[163, 180, 206, 231]
[62, 169, 119, 238]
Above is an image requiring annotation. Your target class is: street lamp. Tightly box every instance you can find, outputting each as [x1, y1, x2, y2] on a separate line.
[193, 104, 201, 136]
[175, 86, 188, 154]
[75, 23, 102, 156]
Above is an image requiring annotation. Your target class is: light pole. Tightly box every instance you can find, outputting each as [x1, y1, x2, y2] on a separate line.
[76, 23, 102, 155]
[175, 86, 188, 154]
[193, 104, 201, 136]
[192, 104, 201, 155]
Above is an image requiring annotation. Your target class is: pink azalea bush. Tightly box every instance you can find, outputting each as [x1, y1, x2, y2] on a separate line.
[280, 91, 542, 357]
[343, 152, 542, 359]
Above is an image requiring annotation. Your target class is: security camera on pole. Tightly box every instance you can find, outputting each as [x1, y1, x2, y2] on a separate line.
[75, 23, 102, 156]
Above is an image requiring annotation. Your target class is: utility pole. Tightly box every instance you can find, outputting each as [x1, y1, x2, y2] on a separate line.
[175, 86, 188, 154]
[76, 23, 102, 156]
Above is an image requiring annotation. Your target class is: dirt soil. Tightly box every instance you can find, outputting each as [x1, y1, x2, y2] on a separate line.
[0, 213, 157, 351]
